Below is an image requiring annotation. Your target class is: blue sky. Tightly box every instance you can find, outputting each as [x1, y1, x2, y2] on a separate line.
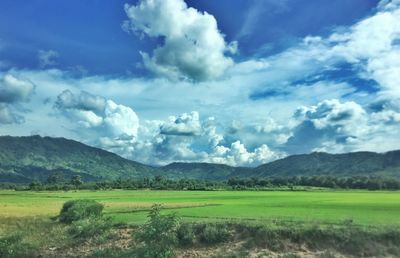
[0, 0, 379, 75]
[0, 0, 399, 166]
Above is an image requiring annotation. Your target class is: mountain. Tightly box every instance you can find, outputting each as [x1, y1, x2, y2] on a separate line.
[0, 135, 399, 183]
[253, 151, 400, 178]
[0, 135, 156, 183]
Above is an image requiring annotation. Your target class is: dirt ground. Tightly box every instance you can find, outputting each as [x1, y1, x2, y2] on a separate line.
[39, 227, 353, 258]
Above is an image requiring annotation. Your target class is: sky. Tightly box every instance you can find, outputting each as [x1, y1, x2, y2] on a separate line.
[0, 0, 399, 166]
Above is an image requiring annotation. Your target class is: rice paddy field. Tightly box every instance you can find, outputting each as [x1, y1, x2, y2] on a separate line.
[1, 190, 400, 227]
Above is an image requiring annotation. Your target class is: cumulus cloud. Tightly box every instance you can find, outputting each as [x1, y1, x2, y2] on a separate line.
[130, 110, 283, 166]
[0, 74, 35, 124]
[103, 100, 139, 138]
[294, 99, 366, 131]
[38, 50, 59, 68]
[0, 74, 35, 103]
[241, 0, 400, 103]
[328, 3, 400, 97]
[56, 89, 106, 114]
[286, 99, 368, 153]
[285, 98, 400, 154]
[0, 104, 24, 124]
[2, 0, 400, 167]
[208, 141, 283, 167]
[378, 0, 400, 11]
[130, 111, 218, 165]
[55, 90, 139, 157]
[267, 0, 397, 101]
[160, 111, 202, 136]
[275, 1, 400, 153]
[124, 0, 237, 81]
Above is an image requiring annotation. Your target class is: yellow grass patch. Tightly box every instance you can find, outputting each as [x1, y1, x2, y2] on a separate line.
[0, 202, 64, 217]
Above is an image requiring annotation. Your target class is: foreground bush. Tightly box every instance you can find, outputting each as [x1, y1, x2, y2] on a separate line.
[196, 223, 231, 244]
[87, 248, 136, 258]
[235, 223, 400, 257]
[67, 217, 112, 240]
[177, 223, 195, 246]
[59, 199, 104, 223]
[135, 204, 179, 258]
[0, 234, 38, 258]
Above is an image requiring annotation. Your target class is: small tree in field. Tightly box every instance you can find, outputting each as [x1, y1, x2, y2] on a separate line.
[70, 175, 83, 187]
[136, 204, 179, 258]
[46, 172, 64, 184]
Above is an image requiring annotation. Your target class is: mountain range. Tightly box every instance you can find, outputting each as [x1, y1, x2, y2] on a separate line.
[0, 135, 399, 183]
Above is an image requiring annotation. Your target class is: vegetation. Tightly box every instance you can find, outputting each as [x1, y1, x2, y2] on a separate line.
[1, 190, 400, 226]
[1, 136, 399, 256]
[1, 204, 400, 257]
[227, 175, 400, 190]
[59, 199, 104, 223]
[176, 223, 195, 246]
[0, 135, 156, 183]
[0, 200, 113, 258]
[0, 234, 38, 258]
[135, 204, 179, 258]
[67, 217, 112, 240]
[254, 150, 400, 177]
[0, 217, 69, 258]
[3, 174, 399, 191]
[195, 223, 231, 244]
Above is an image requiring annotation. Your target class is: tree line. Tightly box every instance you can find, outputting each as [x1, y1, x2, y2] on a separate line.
[1, 173, 400, 191]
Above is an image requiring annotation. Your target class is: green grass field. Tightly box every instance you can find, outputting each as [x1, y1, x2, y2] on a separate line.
[1, 190, 400, 226]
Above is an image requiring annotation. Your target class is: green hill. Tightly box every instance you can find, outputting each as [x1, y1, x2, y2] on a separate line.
[0, 135, 156, 182]
[0, 135, 399, 183]
[253, 151, 400, 178]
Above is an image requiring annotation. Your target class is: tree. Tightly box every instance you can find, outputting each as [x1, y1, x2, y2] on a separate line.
[70, 175, 83, 187]
[46, 172, 65, 184]
[136, 204, 179, 258]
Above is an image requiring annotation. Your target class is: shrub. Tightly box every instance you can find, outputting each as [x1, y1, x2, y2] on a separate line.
[282, 254, 301, 258]
[177, 223, 195, 246]
[235, 224, 284, 251]
[196, 223, 231, 245]
[0, 234, 38, 258]
[67, 217, 112, 240]
[135, 204, 179, 258]
[87, 248, 135, 258]
[59, 199, 104, 223]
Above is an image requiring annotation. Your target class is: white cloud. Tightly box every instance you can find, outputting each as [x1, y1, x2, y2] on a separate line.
[287, 98, 400, 154]
[160, 111, 201, 136]
[0, 74, 35, 124]
[287, 99, 368, 153]
[38, 50, 59, 68]
[104, 99, 139, 138]
[124, 0, 237, 81]
[0, 74, 35, 103]
[0, 104, 24, 124]
[366, 50, 400, 98]
[54, 90, 139, 157]
[208, 140, 283, 167]
[295, 99, 367, 132]
[378, 0, 400, 11]
[317, 2, 400, 97]
[237, 0, 289, 39]
[129, 111, 284, 166]
[1, 0, 400, 167]
[70, 109, 103, 128]
[56, 89, 106, 114]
